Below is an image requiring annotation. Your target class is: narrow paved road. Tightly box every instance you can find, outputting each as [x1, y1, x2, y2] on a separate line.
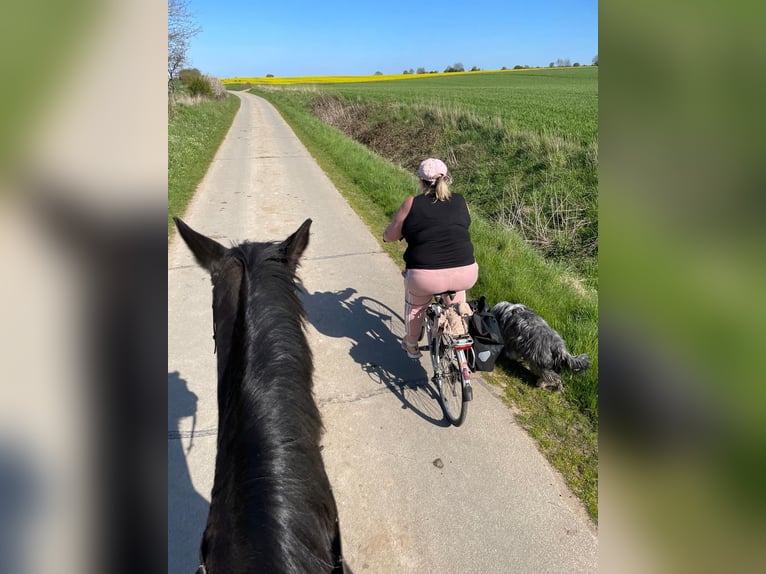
[168, 91, 597, 573]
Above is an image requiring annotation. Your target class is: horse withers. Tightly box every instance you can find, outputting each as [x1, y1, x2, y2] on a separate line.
[174, 217, 349, 574]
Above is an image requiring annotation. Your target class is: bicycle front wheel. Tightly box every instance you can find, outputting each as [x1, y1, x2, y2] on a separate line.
[438, 345, 467, 427]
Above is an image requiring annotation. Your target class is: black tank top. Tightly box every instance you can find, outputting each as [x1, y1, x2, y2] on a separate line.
[401, 193, 475, 269]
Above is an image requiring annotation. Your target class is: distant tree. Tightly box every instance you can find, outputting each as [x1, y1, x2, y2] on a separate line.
[408, 68, 414, 74]
[513, 65, 524, 70]
[416, 67, 426, 74]
[556, 58, 571, 67]
[403, 69, 410, 74]
[573, 62, 580, 67]
[168, 0, 201, 93]
[470, 66, 480, 71]
[374, 70, 383, 75]
[592, 54, 598, 66]
[549, 62, 555, 68]
[501, 66, 507, 70]
[524, 65, 530, 68]
[444, 62, 464, 73]
[266, 73, 274, 77]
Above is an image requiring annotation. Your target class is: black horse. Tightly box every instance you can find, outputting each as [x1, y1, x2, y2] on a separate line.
[174, 217, 348, 574]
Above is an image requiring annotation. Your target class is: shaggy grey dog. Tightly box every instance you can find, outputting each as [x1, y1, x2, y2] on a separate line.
[491, 302, 591, 391]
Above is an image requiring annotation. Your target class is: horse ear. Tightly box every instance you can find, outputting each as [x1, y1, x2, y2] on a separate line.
[173, 217, 227, 271]
[281, 218, 312, 270]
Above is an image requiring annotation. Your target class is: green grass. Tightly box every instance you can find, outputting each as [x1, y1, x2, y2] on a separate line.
[251, 81, 598, 521]
[168, 95, 241, 235]
[223, 83, 252, 91]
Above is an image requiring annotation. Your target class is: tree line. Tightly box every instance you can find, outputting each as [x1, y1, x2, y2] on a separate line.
[393, 56, 597, 76]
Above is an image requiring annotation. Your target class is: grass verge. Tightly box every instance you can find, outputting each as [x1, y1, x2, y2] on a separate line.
[168, 94, 241, 235]
[251, 88, 598, 522]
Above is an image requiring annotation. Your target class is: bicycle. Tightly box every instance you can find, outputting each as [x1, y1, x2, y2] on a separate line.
[422, 291, 474, 426]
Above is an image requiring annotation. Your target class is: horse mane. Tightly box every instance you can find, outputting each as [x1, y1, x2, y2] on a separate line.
[172, 218, 345, 574]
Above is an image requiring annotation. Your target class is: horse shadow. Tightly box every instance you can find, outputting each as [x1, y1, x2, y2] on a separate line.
[168, 371, 210, 574]
[0, 441, 42, 574]
[301, 287, 448, 427]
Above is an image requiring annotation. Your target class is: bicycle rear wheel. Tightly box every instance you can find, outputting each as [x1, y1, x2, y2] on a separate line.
[437, 343, 467, 427]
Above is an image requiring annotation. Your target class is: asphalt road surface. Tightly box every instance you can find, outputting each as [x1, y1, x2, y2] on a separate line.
[168, 90, 597, 573]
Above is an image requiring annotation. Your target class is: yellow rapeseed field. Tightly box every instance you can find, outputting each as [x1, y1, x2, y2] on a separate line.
[222, 67, 547, 85]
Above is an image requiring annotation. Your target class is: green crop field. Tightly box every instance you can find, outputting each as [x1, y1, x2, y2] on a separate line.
[320, 68, 598, 143]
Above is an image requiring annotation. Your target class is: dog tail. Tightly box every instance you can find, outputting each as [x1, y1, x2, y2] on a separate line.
[565, 353, 591, 372]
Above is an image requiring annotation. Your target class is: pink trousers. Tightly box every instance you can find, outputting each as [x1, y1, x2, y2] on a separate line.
[403, 262, 479, 344]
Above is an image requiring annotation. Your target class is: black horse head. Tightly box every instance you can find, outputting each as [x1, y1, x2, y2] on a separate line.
[174, 218, 347, 574]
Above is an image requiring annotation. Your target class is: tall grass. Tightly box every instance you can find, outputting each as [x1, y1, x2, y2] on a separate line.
[168, 94, 240, 235]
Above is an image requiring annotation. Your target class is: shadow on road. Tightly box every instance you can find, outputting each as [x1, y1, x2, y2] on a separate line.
[302, 287, 448, 427]
[168, 371, 210, 574]
[0, 441, 41, 574]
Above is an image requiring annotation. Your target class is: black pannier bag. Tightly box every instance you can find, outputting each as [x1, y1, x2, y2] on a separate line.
[467, 296, 505, 372]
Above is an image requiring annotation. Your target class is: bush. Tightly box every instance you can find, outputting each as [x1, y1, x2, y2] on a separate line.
[168, 78, 184, 93]
[179, 68, 201, 85]
[187, 74, 213, 98]
[184, 74, 227, 100]
[206, 75, 227, 100]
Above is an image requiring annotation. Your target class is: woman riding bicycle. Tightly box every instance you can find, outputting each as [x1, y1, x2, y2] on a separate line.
[383, 158, 479, 359]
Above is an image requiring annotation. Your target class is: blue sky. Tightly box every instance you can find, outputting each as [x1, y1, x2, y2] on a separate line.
[185, 0, 598, 78]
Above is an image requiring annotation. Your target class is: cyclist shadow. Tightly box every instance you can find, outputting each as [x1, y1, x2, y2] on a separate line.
[302, 287, 449, 427]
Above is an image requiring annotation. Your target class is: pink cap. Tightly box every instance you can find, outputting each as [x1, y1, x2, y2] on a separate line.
[417, 158, 453, 184]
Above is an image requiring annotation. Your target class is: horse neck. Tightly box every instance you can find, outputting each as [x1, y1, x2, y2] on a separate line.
[215, 263, 318, 444]
[241, 268, 313, 388]
[204, 266, 337, 572]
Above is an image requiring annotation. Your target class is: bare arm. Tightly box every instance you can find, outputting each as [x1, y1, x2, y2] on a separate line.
[383, 196, 414, 242]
